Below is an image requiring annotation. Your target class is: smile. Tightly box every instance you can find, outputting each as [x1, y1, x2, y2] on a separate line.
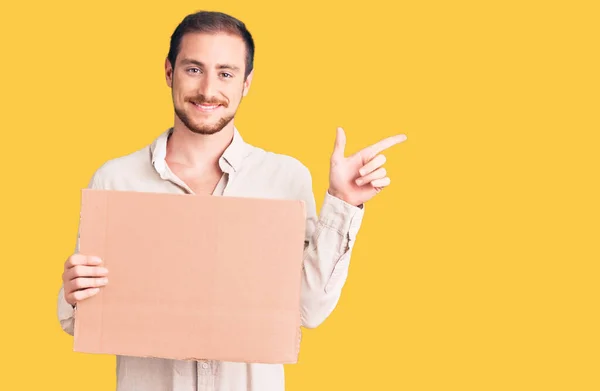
[191, 102, 222, 112]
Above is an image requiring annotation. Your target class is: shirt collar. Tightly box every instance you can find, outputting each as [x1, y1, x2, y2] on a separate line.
[150, 126, 252, 176]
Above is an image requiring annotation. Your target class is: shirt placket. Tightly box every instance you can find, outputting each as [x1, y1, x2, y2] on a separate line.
[197, 359, 217, 391]
[195, 158, 230, 390]
[158, 155, 234, 391]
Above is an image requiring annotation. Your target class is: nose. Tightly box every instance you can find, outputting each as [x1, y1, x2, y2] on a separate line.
[197, 73, 216, 98]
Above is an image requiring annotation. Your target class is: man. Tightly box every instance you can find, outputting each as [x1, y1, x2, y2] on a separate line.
[57, 10, 406, 391]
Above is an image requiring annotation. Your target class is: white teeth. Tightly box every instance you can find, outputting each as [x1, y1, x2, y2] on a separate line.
[193, 103, 219, 110]
[195, 103, 218, 108]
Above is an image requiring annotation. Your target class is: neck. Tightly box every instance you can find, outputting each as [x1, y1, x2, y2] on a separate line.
[166, 119, 235, 168]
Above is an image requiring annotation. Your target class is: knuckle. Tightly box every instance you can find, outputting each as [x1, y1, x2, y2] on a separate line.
[73, 265, 84, 277]
[72, 253, 84, 262]
[73, 278, 85, 289]
[79, 290, 91, 301]
[72, 291, 82, 301]
[64, 258, 73, 270]
[66, 254, 82, 268]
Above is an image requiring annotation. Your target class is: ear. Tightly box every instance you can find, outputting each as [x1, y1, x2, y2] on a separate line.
[165, 58, 174, 88]
[242, 69, 254, 97]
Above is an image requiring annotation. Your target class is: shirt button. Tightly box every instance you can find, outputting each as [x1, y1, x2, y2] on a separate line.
[202, 362, 209, 369]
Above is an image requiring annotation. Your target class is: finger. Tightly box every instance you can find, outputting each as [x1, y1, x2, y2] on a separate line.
[360, 134, 407, 160]
[356, 167, 386, 186]
[70, 288, 101, 303]
[65, 254, 102, 270]
[66, 265, 109, 280]
[331, 127, 346, 161]
[71, 277, 108, 290]
[370, 177, 391, 188]
[358, 154, 386, 176]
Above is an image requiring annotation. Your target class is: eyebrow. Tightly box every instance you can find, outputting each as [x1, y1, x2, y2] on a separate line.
[180, 58, 241, 72]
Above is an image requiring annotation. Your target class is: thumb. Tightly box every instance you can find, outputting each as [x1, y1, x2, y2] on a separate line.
[332, 126, 346, 160]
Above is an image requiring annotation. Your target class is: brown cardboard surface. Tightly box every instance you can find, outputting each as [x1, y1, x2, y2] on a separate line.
[73, 189, 306, 364]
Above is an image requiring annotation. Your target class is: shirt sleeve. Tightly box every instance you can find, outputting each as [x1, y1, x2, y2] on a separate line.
[298, 167, 364, 329]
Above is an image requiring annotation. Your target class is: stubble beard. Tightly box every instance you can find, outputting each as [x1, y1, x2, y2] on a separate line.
[175, 105, 235, 135]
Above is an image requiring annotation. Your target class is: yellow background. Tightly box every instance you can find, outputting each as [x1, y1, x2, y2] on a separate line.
[1, 0, 598, 390]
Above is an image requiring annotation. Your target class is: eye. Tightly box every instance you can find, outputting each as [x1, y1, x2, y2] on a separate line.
[221, 72, 233, 78]
[187, 67, 201, 74]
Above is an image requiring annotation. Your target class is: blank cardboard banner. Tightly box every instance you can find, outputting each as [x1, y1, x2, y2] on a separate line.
[73, 189, 306, 364]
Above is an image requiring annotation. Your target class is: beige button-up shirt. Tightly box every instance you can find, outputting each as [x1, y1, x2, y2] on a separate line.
[57, 127, 364, 391]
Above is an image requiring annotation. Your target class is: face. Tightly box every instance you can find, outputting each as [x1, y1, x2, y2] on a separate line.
[165, 32, 253, 135]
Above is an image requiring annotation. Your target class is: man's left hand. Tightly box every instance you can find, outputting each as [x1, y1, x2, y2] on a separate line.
[328, 127, 407, 207]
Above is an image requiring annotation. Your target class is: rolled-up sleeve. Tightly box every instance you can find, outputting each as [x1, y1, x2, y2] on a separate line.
[58, 285, 75, 335]
[298, 169, 364, 329]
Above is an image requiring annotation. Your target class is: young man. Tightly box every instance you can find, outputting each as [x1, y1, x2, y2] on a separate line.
[57, 10, 406, 391]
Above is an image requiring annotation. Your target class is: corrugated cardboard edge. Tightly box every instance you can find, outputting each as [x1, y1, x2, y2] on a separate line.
[73, 189, 108, 354]
[293, 199, 306, 364]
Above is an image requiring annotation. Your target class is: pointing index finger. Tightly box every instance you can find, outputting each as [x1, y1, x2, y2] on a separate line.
[361, 134, 407, 160]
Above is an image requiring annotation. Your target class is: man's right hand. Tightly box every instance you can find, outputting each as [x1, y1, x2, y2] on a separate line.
[62, 254, 109, 307]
